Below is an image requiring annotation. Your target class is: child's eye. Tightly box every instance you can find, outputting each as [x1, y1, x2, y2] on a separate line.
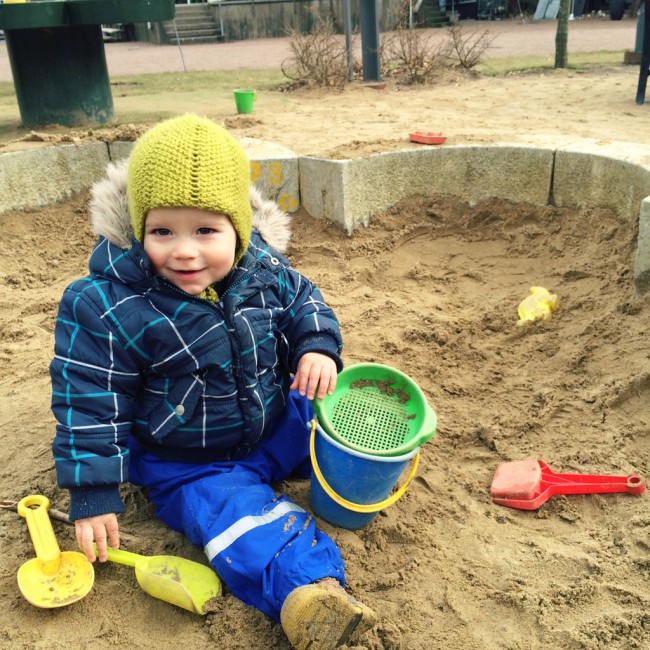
[151, 228, 172, 236]
[197, 227, 216, 235]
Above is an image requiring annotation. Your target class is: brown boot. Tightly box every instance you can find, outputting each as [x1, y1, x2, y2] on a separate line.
[280, 578, 377, 650]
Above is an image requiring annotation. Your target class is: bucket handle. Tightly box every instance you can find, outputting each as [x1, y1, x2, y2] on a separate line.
[309, 420, 420, 514]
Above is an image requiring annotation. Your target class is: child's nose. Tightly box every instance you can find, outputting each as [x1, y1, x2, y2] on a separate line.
[173, 237, 198, 258]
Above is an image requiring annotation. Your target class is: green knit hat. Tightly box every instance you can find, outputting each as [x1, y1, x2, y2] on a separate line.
[127, 114, 252, 263]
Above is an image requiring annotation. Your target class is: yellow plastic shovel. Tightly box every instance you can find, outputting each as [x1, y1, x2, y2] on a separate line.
[17, 494, 94, 608]
[98, 545, 221, 615]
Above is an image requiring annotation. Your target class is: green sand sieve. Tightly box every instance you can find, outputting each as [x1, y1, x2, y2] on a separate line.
[312, 363, 437, 457]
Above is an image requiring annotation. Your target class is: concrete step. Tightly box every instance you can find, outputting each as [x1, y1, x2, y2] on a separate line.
[169, 35, 224, 45]
[173, 8, 212, 20]
[164, 20, 216, 32]
[165, 16, 213, 26]
[163, 4, 222, 43]
[173, 10, 212, 21]
[167, 27, 221, 38]
[175, 4, 212, 13]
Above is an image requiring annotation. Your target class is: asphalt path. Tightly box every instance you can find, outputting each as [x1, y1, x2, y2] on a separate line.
[0, 17, 638, 81]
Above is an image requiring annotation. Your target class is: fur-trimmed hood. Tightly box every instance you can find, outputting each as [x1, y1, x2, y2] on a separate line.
[89, 160, 291, 253]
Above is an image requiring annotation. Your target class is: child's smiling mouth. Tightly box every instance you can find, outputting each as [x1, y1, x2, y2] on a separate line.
[172, 269, 204, 279]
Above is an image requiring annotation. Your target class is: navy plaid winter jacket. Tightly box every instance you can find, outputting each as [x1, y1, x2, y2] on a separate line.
[51, 163, 342, 520]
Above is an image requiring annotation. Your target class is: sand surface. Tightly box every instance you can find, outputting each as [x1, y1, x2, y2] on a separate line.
[0, 16, 649, 650]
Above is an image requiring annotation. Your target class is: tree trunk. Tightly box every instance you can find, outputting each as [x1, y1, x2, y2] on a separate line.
[555, 0, 571, 69]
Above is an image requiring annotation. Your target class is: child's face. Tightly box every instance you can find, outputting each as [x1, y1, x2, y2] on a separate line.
[143, 207, 237, 295]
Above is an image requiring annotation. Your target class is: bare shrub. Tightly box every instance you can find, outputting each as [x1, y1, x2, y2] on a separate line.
[280, 8, 491, 90]
[282, 19, 356, 89]
[381, 26, 451, 85]
[445, 25, 494, 70]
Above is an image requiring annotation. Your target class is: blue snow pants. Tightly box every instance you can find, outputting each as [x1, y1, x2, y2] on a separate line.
[128, 391, 345, 621]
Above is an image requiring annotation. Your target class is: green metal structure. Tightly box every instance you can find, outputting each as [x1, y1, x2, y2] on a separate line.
[0, 1, 175, 127]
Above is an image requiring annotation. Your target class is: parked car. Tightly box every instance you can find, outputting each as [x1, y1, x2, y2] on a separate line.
[101, 24, 126, 42]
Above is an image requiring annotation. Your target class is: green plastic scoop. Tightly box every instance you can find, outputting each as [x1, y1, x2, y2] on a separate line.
[97, 545, 221, 615]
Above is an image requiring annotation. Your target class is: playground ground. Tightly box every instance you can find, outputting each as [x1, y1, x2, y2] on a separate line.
[0, 14, 649, 650]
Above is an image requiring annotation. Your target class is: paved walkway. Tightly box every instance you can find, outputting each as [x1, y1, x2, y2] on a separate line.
[0, 17, 638, 81]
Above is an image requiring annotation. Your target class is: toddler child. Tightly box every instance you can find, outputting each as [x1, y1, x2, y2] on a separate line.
[51, 114, 376, 649]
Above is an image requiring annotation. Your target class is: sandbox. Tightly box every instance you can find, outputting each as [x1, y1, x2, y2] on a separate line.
[0, 139, 648, 293]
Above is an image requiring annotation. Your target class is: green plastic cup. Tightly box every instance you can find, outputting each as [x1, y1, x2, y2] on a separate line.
[233, 89, 255, 114]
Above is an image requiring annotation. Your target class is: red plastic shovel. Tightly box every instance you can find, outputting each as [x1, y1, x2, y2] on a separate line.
[490, 458, 646, 510]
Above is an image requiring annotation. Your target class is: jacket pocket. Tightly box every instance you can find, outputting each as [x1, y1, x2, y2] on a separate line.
[146, 372, 205, 441]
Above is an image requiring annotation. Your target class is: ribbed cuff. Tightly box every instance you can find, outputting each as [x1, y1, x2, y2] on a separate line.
[291, 335, 343, 374]
[68, 485, 126, 521]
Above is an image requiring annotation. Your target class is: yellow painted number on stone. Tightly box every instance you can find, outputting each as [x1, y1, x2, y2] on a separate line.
[250, 161, 261, 184]
[278, 193, 298, 212]
[269, 162, 283, 187]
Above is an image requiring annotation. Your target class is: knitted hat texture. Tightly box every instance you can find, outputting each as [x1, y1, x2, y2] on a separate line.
[127, 114, 252, 262]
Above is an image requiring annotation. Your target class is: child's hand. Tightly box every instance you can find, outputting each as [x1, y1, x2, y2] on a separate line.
[291, 352, 337, 400]
[74, 513, 120, 563]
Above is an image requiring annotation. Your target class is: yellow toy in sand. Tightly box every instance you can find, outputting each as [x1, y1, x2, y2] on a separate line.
[517, 286, 559, 325]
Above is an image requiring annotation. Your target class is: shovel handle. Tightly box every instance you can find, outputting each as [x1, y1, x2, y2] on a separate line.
[17, 495, 61, 572]
[540, 462, 646, 496]
[544, 474, 646, 496]
[97, 545, 143, 568]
